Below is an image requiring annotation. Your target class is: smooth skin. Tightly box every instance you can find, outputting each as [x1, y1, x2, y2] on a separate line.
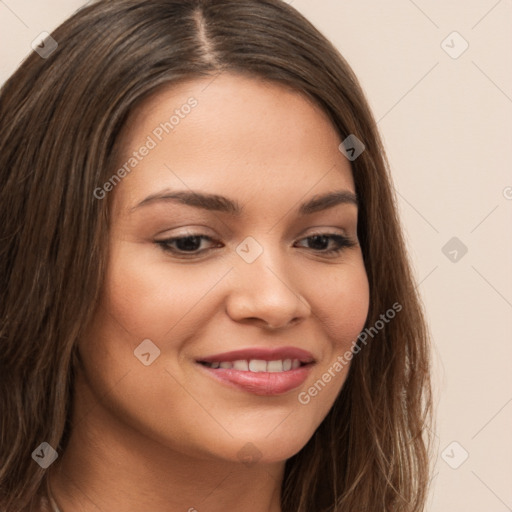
[48, 72, 370, 512]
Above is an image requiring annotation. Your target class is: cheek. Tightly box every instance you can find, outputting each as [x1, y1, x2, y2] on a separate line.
[296, 259, 369, 411]
[102, 244, 231, 339]
[313, 259, 370, 351]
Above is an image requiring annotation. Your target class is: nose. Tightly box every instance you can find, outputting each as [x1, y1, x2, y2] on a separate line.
[225, 248, 312, 330]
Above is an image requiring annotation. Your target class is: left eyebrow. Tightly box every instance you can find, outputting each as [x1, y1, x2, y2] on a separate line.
[298, 190, 358, 215]
[130, 189, 358, 215]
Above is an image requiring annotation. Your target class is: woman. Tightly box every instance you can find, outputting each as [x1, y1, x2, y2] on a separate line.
[0, 1, 433, 510]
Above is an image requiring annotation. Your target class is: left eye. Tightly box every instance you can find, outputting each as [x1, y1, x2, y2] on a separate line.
[295, 233, 356, 254]
[155, 233, 356, 258]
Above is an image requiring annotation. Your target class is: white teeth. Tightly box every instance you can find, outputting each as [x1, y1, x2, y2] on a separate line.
[249, 359, 267, 372]
[204, 359, 303, 372]
[233, 360, 249, 371]
[267, 360, 284, 372]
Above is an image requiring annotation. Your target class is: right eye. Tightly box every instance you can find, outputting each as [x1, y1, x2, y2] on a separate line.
[155, 234, 222, 257]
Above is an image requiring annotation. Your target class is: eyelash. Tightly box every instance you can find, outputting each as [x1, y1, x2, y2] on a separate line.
[155, 232, 357, 258]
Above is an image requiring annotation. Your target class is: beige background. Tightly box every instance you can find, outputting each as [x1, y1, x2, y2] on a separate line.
[1, 0, 511, 509]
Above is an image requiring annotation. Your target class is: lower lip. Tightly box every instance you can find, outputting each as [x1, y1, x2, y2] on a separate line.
[197, 363, 313, 396]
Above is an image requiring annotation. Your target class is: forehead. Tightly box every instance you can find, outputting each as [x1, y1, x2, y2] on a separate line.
[112, 72, 355, 211]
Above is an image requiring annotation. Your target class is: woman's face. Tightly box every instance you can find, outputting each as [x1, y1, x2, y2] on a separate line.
[79, 72, 370, 465]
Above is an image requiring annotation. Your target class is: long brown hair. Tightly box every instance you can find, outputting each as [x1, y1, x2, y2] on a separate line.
[0, 1, 433, 510]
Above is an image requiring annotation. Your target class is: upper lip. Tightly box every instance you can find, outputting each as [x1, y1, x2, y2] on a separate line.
[197, 346, 315, 364]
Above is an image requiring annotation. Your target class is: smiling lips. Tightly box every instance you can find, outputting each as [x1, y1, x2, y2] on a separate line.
[203, 358, 301, 372]
[197, 346, 315, 396]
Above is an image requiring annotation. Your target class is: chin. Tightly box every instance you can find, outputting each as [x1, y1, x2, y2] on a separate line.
[224, 435, 312, 466]
[197, 419, 320, 466]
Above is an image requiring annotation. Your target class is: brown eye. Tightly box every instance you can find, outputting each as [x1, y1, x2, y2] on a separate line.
[156, 234, 221, 257]
[295, 233, 356, 255]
